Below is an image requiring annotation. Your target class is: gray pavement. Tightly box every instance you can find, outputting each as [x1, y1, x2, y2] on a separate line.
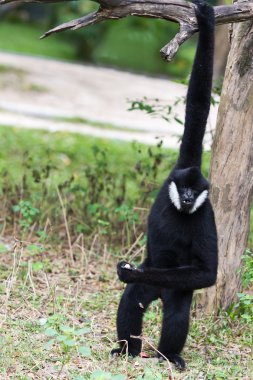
[0, 51, 218, 148]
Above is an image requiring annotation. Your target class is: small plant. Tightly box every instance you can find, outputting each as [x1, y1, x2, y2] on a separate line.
[12, 200, 40, 230]
[115, 204, 139, 224]
[41, 314, 91, 375]
[241, 249, 253, 288]
[228, 293, 253, 323]
[128, 96, 184, 125]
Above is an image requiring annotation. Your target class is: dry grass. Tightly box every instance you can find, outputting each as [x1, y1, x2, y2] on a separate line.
[0, 235, 252, 380]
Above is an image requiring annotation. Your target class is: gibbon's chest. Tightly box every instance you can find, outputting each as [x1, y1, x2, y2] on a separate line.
[148, 210, 200, 267]
[149, 230, 193, 267]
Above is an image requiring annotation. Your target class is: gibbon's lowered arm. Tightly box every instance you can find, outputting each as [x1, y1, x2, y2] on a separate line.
[117, 260, 217, 290]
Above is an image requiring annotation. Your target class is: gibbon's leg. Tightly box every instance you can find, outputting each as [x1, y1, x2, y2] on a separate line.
[112, 282, 160, 357]
[158, 289, 193, 370]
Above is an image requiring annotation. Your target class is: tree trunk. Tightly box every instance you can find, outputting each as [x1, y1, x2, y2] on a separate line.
[196, 17, 253, 314]
[213, 23, 230, 80]
[213, 0, 230, 80]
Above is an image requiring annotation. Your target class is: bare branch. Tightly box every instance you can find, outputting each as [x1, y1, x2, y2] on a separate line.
[160, 23, 194, 61]
[1, 0, 253, 60]
[0, 0, 69, 3]
[41, 11, 106, 38]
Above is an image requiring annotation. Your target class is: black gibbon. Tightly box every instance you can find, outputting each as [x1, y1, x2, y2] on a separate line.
[112, 0, 217, 370]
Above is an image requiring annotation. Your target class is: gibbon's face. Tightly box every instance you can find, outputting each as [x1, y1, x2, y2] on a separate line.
[168, 167, 209, 214]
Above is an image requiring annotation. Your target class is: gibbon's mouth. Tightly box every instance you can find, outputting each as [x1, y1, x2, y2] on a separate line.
[182, 199, 193, 205]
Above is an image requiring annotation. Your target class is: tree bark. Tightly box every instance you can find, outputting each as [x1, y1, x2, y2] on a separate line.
[213, 24, 230, 80]
[213, 0, 230, 80]
[196, 15, 253, 314]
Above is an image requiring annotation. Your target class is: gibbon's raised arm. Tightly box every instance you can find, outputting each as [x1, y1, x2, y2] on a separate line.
[177, 0, 215, 170]
[117, 262, 217, 290]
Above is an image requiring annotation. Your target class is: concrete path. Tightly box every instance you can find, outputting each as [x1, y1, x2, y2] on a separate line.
[0, 51, 218, 148]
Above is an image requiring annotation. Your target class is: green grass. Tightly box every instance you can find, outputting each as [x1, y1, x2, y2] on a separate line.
[0, 124, 177, 188]
[0, 126, 251, 379]
[0, 21, 76, 60]
[0, 125, 179, 246]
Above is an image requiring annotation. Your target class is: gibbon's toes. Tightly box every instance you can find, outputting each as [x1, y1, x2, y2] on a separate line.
[111, 347, 141, 358]
[158, 353, 186, 371]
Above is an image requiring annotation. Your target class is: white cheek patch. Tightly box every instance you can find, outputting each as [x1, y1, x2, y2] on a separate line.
[190, 190, 208, 214]
[168, 181, 181, 211]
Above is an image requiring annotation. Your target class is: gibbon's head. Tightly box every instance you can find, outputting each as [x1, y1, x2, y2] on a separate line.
[168, 167, 209, 214]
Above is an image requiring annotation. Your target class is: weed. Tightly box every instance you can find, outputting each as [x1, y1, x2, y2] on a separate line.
[228, 293, 253, 324]
[0, 126, 179, 250]
[128, 96, 184, 126]
[241, 249, 253, 289]
[12, 200, 40, 230]
[42, 315, 92, 376]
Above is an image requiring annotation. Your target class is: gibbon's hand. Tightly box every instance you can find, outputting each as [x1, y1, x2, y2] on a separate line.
[117, 261, 142, 283]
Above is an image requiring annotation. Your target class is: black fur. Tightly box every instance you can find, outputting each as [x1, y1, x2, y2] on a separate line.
[112, 0, 217, 370]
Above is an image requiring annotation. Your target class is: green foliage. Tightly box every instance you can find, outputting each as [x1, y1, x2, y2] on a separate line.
[129, 96, 184, 125]
[0, 126, 181, 247]
[226, 250, 253, 324]
[0, 21, 76, 60]
[49, 4, 195, 77]
[12, 200, 40, 230]
[241, 249, 253, 288]
[228, 293, 253, 324]
[92, 18, 195, 78]
[1, 5, 195, 78]
[0, 124, 251, 255]
[42, 314, 92, 365]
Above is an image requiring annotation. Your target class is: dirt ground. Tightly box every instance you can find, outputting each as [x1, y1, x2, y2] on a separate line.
[0, 51, 218, 148]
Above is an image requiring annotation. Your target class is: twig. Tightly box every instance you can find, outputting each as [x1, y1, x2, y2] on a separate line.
[56, 186, 74, 265]
[123, 232, 144, 259]
[130, 334, 175, 379]
[0, 242, 23, 327]
[160, 22, 195, 61]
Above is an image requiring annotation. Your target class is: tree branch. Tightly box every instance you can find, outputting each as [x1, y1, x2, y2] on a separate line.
[1, 0, 253, 61]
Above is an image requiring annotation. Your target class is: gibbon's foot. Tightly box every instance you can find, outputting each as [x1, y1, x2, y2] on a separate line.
[158, 353, 186, 371]
[111, 348, 123, 357]
[111, 347, 140, 358]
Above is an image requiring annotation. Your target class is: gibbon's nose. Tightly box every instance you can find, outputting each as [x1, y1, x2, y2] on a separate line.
[182, 190, 194, 205]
